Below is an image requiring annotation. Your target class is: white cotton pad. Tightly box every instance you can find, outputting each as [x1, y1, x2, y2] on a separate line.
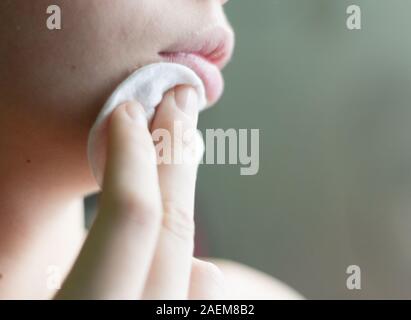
[87, 62, 207, 187]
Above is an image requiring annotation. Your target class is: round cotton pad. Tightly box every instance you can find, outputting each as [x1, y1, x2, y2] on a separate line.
[88, 62, 207, 186]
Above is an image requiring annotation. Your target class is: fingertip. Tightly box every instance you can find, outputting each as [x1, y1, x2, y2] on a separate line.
[174, 85, 199, 118]
[105, 100, 155, 183]
[154, 86, 199, 127]
[111, 101, 148, 127]
[156, 88, 178, 118]
[108, 101, 150, 153]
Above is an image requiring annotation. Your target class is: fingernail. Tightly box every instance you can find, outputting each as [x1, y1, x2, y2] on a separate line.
[124, 101, 147, 126]
[174, 86, 199, 117]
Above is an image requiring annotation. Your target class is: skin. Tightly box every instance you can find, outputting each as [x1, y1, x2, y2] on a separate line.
[0, 0, 302, 299]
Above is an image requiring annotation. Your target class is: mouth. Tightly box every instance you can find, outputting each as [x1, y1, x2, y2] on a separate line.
[159, 26, 235, 105]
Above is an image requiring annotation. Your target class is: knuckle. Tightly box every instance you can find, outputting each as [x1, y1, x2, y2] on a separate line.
[113, 191, 162, 226]
[182, 135, 196, 152]
[183, 140, 198, 162]
[162, 201, 195, 242]
[183, 131, 204, 164]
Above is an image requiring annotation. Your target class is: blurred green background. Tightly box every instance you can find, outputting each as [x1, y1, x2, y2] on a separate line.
[89, 0, 411, 299]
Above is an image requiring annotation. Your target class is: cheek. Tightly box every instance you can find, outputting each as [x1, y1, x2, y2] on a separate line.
[1, 0, 164, 137]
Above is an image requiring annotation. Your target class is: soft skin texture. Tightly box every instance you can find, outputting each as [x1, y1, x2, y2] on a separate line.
[0, 1, 300, 299]
[0, 0, 234, 193]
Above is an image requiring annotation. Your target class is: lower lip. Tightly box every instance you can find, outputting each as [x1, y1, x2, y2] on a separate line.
[159, 52, 224, 105]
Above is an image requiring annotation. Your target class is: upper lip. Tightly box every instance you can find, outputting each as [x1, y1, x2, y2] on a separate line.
[159, 25, 235, 70]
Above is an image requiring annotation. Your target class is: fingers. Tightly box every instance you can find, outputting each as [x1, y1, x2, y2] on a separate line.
[142, 85, 202, 299]
[188, 258, 227, 300]
[57, 102, 162, 299]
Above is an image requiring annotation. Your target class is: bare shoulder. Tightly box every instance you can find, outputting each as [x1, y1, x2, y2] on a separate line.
[206, 258, 304, 300]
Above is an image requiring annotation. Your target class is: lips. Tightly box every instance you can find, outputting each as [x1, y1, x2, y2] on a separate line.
[159, 26, 234, 105]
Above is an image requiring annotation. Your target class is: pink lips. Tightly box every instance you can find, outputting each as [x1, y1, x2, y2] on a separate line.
[159, 26, 234, 105]
[160, 52, 224, 104]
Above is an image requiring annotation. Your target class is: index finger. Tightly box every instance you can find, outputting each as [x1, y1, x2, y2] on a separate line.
[57, 102, 162, 299]
[143, 85, 203, 299]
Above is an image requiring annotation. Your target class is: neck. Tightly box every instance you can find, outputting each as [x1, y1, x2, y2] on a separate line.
[0, 117, 96, 299]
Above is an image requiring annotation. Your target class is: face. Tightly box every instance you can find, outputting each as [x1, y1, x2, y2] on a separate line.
[0, 0, 234, 183]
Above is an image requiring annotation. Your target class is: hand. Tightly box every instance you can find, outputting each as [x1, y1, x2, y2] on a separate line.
[56, 85, 225, 300]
